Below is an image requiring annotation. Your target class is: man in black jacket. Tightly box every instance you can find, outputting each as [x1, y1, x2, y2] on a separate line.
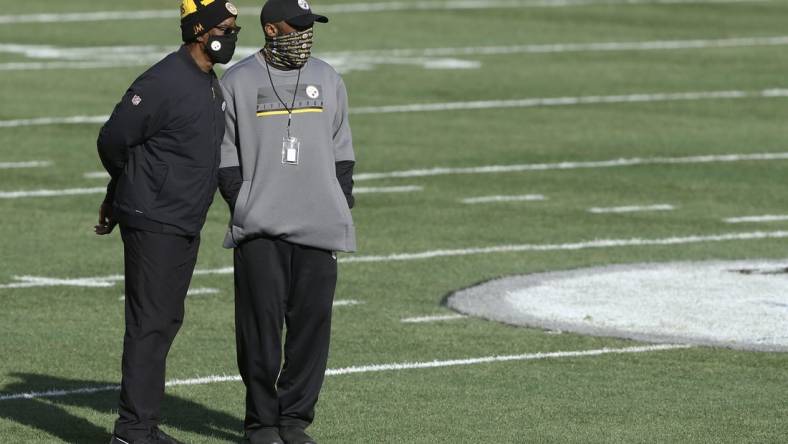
[95, 2, 239, 443]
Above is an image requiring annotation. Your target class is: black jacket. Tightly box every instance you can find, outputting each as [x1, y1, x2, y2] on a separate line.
[98, 45, 225, 236]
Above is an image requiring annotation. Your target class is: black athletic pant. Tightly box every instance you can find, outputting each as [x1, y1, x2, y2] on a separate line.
[114, 226, 200, 440]
[234, 236, 337, 433]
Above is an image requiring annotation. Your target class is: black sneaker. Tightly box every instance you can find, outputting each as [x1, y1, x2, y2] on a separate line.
[146, 427, 185, 444]
[279, 427, 316, 444]
[248, 427, 284, 444]
[109, 428, 184, 444]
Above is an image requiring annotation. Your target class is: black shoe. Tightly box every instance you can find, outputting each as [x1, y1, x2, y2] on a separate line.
[109, 428, 184, 444]
[146, 427, 185, 444]
[279, 427, 316, 444]
[247, 427, 284, 444]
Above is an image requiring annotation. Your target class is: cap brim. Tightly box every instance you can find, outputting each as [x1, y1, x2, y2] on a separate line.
[287, 13, 328, 28]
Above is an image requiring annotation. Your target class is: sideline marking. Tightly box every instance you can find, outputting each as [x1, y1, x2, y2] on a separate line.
[3, 231, 788, 289]
[7, 36, 788, 72]
[724, 214, 788, 224]
[401, 314, 469, 323]
[0, 187, 104, 199]
[0, 161, 51, 169]
[0, 344, 690, 401]
[462, 194, 546, 204]
[588, 204, 675, 213]
[0, 0, 767, 24]
[355, 152, 788, 181]
[6, 88, 787, 128]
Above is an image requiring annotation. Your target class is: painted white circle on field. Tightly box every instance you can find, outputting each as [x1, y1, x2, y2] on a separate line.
[306, 85, 319, 99]
[211, 40, 222, 51]
[446, 260, 788, 351]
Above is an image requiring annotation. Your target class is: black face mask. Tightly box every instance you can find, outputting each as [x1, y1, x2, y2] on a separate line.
[205, 33, 237, 64]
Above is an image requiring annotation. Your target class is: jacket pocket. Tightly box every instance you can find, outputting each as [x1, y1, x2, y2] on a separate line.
[148, 163, 212, 227]
[114, 149, 168, 215]
[231, 180, 252, 229]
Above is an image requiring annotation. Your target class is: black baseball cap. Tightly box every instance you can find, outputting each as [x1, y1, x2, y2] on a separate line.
[260, 0, 328, 29]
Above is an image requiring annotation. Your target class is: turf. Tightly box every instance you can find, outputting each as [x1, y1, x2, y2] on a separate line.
[1, 0, 787, 442]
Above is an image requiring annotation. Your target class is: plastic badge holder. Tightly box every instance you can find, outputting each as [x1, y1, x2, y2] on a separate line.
[282, 135, 300, 165]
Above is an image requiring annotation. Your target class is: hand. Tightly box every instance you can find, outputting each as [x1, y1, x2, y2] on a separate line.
[94, 202, 117, 235]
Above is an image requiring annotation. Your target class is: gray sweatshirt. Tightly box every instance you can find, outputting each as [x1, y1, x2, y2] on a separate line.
[219, 52, 355, 252]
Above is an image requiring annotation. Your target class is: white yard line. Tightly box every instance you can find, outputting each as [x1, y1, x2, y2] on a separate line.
[2, 276, 119, 289]
[401, 314, 469, 323]
[0, 115, 107, 128]
[462, 194, 546, 204]
[588, 204, 675, 213]
[0, 160, 51, 169]
[323, 36, 788, 58]
[0, 10, 181, 24]
[5, 88, 788, 128]
[0, 61, 147, 71]
[0, 43, 173, 59]
[187, 288, 220, 296]
[0, 0, 767, 24]
[3, 231, 788, 289]
[0, 185, 420, 199]
[6, 36, 788, 72]
[354, 185, 424, 194]
[724, 214, 788, 223]
[119, 295, 362, 304]
[334, 299, 364, 306]
[324, 344, 692, 376]
[351, 89, 788, 114]
[355, 152, 788, 181]
[8, 37, 787, 61]
[339, 231, 788, 263]
[120, 287, 220, 301]
[83, 171, 110, 179]
[0, 187, 104, 199]
[0, 344, 690, 401]
[193, 268, 233, 277]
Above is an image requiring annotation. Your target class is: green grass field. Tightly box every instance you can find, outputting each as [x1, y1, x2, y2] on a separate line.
[1, 0, 787, 442]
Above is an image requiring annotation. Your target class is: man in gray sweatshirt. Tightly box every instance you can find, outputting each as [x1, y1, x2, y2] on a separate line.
[217, 1, 354, 443]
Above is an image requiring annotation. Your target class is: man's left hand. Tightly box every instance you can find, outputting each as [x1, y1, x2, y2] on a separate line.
[95, 202, 117, 235]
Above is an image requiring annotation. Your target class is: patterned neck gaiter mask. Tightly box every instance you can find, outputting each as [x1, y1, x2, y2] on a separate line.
[263, 27, 313, 70]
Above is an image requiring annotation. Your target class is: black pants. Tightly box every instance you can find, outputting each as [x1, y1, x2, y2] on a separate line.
[234, 237, 337, 434]
[114, 227, 200, 440]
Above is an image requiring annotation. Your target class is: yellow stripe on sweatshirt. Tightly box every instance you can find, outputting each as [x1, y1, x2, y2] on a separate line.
[257, 108, 323, 117]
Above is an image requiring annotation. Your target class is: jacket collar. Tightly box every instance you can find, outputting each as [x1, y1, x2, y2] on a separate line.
[178, 44, 214, 77]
